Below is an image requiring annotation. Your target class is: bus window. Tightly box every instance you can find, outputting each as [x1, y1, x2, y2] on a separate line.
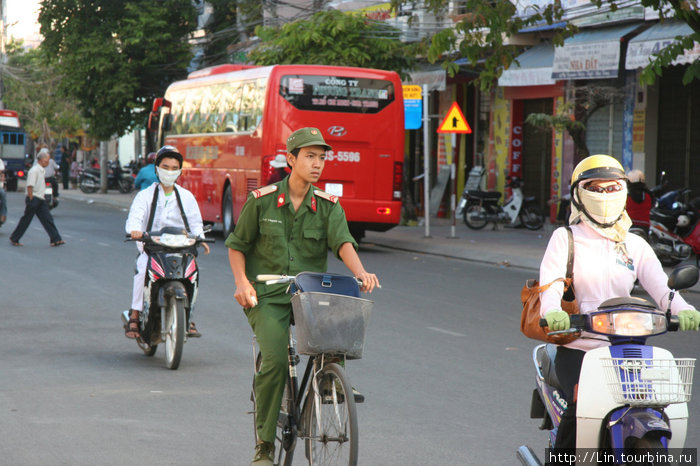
[279, 75, 394, 114]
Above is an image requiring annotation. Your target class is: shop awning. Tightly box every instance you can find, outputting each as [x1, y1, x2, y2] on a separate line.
[498, 43, 556, 87]
[625, 20, 699, 69]
[552, 23, 644, 79]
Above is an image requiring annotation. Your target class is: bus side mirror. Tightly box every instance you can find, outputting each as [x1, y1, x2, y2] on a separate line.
[162, 114, 172, 132]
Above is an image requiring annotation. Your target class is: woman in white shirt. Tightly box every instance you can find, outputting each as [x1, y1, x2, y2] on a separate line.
[538, 154, 699, 451]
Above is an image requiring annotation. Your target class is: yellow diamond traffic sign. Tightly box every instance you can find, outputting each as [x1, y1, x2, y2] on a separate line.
[437, 102, 472, 134]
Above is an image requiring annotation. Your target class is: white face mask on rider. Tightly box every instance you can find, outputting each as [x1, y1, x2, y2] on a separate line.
[156, 167, 181, 187]
[578, 183, 628, 225]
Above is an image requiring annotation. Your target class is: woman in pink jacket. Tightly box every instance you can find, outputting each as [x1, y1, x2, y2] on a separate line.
[538, 154, 700, 451]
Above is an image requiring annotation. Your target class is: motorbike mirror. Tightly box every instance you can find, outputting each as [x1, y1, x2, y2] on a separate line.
[667, 265, 699, 291]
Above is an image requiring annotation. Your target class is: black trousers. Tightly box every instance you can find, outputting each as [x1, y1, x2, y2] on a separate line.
[553, 346, 586, 450]
[10, 197, 62, 243]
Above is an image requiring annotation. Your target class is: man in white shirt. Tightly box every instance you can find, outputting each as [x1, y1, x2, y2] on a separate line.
[10, 149, 64, 246]
[124, 145, 209, 339]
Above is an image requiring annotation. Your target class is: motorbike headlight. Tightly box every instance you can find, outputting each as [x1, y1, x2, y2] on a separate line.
[591, 311, 667, 336]
[153, 233, 195, 248]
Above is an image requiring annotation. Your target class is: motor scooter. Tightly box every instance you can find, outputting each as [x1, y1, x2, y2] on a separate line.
[79, 162, 134, 194]
[457, 172, 544, 230]
[122, 226, 214, 370]
[646, 188, 700, 266]
[517, 265, 698, 466]
[44, 179, 59, 210]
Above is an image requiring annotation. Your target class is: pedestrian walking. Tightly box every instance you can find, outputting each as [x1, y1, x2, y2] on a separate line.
[60, 147, 71, 189]
[10, 149, 65, 247]
[0, 158, 7, 226]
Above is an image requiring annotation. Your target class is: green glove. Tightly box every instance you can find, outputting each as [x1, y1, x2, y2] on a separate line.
[678, 309, 700, 331]
[545, 309, 570, 331]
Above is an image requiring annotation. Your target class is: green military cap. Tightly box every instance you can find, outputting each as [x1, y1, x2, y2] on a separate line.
[286, 127, 332, 153]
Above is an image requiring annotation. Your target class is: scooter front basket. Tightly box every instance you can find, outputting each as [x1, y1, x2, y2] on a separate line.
[601, 357, 695, 406]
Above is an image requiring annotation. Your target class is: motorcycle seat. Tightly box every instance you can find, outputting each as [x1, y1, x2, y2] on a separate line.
[467, 190, 501, 201]
[536, 344, 563, 391]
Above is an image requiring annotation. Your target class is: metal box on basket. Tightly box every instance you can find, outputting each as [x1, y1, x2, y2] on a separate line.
[291, 291, 373, 360]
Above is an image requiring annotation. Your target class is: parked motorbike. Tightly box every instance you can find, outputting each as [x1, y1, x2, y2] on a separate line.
[644, 188, 700, 266]
[517, 265, 699, 466]
[79, 162, 134, 194]
[457, 175, 544, 230]
[44, 179, 59, 210]
[122, 227, 214, 370]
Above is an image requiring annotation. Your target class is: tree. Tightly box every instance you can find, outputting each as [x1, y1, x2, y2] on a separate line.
[197, 0, 263, 67]
[248, 9, 421, 79]
[2, 39, 84, 148]
[38, 0, 198, 141]
[525, 83, 628, 158]
[391, 0, 699, 89]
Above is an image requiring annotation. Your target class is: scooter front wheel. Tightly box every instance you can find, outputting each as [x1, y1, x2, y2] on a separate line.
[463, 205, 488, 230]
[520, 205, 544, 230]
[79, 176, 98, 193]
[625, 435, 664, 464]
[163, 283, 186, 370]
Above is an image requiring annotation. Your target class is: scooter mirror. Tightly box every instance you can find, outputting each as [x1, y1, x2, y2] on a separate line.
[667, 265, 699, 291]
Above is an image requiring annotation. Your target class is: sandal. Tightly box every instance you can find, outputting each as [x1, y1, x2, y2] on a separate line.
[51, 240, 66, 247]
[125, 317, 140, 339]
[10, 240, 23, 247]
[188, 321, 202, 338]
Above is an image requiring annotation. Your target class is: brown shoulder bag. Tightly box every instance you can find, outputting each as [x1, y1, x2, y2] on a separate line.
[520, 226, 580, 345]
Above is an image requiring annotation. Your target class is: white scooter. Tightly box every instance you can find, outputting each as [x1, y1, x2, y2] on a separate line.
[518, 265, 698, 465]
[457, 167, 544, 230]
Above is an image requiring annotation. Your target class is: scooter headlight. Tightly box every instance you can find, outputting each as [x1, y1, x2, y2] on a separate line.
[152, 233, 195, 248]
[591, 311, 667, 336]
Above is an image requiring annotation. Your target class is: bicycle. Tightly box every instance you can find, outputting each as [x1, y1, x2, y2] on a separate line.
[249, 272, 374, 466]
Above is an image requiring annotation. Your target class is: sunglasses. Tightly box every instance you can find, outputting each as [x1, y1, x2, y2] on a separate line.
[583, 182, 624, 193]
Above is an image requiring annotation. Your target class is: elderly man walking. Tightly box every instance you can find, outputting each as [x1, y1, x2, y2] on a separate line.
[10, 148, 65, 247]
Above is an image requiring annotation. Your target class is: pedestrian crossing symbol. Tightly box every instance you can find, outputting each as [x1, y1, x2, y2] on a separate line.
[437, 102, 472, 134]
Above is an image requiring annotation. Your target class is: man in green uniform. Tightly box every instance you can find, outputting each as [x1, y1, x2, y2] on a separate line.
[226, 127, 380, 466]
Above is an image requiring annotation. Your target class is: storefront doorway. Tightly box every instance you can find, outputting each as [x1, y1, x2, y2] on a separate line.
[522, 98, 553, 210]
[657, 67, 700, 195]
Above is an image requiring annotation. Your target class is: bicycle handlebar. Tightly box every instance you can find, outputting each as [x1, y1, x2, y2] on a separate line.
[255, 274, 367, 287]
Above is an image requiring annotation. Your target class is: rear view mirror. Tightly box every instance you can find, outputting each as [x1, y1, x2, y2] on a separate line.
[667, 265, 699, 291]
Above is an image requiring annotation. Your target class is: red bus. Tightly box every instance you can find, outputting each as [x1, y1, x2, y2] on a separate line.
[149, 64, 404, 240]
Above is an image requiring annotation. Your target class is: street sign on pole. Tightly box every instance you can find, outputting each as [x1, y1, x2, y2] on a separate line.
[403, 85, 422, 130]
[436, 102, 471, 238]
[437, 102, 472, 134]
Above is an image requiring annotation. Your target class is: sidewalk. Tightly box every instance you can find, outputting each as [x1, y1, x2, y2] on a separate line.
[59, 188, 550, 270]
[59, 188, 699, 294]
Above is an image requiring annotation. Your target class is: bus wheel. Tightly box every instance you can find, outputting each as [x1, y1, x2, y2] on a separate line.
[222, 186, 234, 236]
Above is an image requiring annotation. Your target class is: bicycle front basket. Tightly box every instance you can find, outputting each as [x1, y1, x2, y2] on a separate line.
[291, 291, 373, 359]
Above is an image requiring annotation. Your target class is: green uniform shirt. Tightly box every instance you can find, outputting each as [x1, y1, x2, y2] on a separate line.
[225, 176, 357, 300]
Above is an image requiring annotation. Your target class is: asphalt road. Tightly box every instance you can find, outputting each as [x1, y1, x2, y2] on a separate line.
[0, 191, 698, 465]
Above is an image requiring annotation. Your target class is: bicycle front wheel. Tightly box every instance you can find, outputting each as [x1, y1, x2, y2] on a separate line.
[305, 362, 358, 465]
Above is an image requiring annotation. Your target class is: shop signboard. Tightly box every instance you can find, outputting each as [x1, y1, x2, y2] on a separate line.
[552, 40, 621, 79]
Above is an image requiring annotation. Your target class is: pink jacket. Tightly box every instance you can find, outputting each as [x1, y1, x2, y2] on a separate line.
[539, 222, 696, 352]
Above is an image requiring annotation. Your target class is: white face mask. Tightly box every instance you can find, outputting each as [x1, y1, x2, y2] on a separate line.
[156, 167, 181, 187]
[577, 185, 628, 225]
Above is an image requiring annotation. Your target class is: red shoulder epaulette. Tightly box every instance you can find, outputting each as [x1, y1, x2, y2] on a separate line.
[314, 189, 338, 204]
[251, 185, 278, 199]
